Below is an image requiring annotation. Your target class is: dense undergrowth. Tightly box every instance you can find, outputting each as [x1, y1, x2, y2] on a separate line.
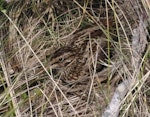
[0, 0, 150, 116]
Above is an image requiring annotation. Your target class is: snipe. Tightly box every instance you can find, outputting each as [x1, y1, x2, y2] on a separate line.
[47, 25, 108, 81]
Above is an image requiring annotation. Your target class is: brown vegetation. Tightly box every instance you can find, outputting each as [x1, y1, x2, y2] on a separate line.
[0, 0, 150, 116]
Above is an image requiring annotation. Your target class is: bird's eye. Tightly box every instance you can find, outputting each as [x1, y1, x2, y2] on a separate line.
[59, 58, 63, 62]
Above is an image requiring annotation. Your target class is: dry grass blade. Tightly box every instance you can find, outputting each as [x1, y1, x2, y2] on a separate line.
[0, 0, 150, 116]
[2, 11, 78, 115]
[0, 51, 21, 116]
[103, 12, 149, 117]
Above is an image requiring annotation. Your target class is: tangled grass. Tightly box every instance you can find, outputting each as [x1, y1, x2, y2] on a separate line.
[0, 0, 150, 116]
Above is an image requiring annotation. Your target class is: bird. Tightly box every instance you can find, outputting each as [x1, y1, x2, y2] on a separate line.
[47, 25, 108, 81]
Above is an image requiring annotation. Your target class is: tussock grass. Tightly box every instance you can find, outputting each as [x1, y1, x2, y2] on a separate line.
[0, 0, 150, 116]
